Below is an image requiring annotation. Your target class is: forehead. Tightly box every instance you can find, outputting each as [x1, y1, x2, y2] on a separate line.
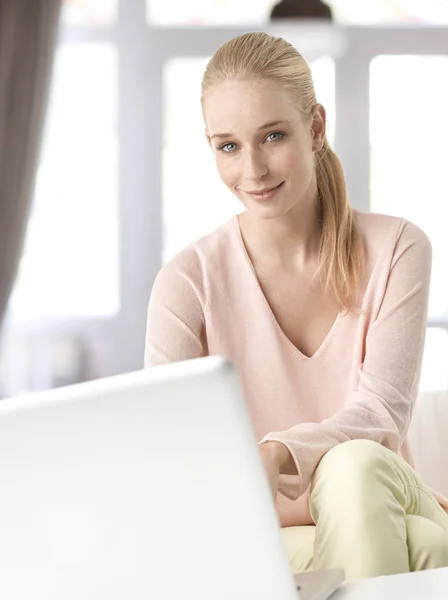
[204, 79, 300, 134]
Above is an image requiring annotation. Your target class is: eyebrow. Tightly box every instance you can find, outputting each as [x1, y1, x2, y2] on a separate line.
[210, 119, 290, 140]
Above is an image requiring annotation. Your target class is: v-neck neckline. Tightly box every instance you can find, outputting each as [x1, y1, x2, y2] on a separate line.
[231, 214, 342, 361]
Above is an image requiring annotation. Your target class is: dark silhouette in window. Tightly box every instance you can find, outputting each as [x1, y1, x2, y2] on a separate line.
[270, 0, 333, 20]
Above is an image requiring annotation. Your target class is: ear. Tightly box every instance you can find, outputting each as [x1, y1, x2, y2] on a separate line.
[205, 128, 213, 149]
[311, 104, 326, 152]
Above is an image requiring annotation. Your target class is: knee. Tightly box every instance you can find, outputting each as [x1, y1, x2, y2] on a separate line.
[316, 439, 389, 477]
[311, 440, 392, 500]
[310, 440, 391, 517]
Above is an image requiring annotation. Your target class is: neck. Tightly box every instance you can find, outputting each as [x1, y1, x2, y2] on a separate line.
[238, 196, 322, 270]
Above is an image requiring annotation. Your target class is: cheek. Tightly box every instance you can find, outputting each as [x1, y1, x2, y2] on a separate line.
[284, 146, 314, 182]
[216, 155, 239, 187]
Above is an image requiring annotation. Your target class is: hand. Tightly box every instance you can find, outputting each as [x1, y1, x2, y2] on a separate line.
[258, 442, 283, 499]
[259, 441, 297, 500]
[259, 442, 292, 500]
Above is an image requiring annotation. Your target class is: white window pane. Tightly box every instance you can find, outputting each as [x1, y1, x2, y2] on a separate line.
[147, 0, 275, 26]
[327, 0, 448, 23]
[162, 56, 335, 263]
[62, 0, 117, 26]
[420, 328, 448, 392]
[148, 0, 448, 25]
[370, 55, 448, 320]
[326, 1, 448, 23]
[9, 43, 119, 320]
[311, 56, 335, 145]
[162, 57, 240, 263]
[386, 0, 448, 23]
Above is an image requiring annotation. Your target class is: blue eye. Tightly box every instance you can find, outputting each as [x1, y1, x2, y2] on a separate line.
[266, 131, 285, 142]
[217, 131, 285, 153]
[219, 142, 238, 153]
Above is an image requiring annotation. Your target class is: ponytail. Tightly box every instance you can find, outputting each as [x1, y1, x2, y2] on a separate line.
[315, 139, 364, 312]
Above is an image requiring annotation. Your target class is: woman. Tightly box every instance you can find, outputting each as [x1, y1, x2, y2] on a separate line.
[145, 32, 448, 580]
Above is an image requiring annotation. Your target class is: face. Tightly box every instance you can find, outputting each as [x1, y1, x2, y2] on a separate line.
[204, 79, 326, 220]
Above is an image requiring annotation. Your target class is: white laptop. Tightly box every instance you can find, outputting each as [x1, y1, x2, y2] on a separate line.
[0, 355, 344, 600]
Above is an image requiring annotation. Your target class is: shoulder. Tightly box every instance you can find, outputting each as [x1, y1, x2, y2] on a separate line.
[354, 209, 431, 263]
[353, 210, 432, 322]
[151, 216, 237, 297]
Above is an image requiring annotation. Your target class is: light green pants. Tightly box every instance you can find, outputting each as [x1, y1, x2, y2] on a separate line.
[281, 439, 448, 581]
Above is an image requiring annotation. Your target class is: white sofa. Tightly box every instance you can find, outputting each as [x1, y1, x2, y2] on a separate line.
[408, 391, 448, 498]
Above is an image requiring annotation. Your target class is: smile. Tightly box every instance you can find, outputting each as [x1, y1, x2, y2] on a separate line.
[244, 181, 284, 201]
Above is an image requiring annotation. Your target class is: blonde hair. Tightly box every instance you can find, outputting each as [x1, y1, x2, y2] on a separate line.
[201, 32, 364, 313]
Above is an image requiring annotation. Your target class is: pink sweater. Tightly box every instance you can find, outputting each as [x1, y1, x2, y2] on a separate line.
[145, 210, 448, 526]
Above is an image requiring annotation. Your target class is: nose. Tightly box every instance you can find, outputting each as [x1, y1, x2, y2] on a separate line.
[243, 149, 269, 181]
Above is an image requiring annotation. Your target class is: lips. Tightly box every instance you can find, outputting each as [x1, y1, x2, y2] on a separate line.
[246, 183, 282, 195]
[243, 181, 285, 202]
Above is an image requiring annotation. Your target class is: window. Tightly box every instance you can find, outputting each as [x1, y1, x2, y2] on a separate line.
[370, 55, 448, 321]
[420, 329, 448, 392]
[147, 0, 448, 26]
[62, 0, 117, 26]
[162, 57, 239, 264]
[2, 7, 447, 396]
[147, 0, 275, 26]
[9, 43, 119, 320]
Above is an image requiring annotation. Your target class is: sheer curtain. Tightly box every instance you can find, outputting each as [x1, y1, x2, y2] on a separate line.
[0, 0, 61, 329]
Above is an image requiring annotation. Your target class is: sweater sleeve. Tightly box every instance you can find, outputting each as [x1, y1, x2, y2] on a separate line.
[261, 221, 432, 501]
[144, 249, 208, 367]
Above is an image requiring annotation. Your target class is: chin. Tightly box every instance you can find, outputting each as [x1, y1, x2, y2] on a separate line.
[247, 200, 293, 221]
